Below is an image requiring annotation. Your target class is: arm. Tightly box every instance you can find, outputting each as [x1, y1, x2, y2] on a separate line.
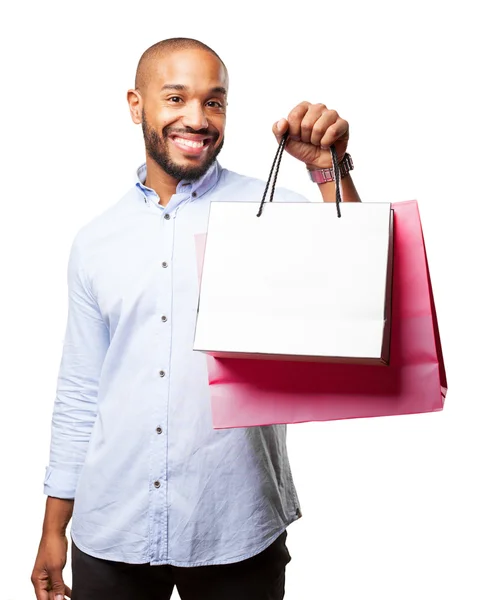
[32, 497, 74, 600]
[32, 236, 109, 600]
[42, 496, 74, 536]
[315, 174, 361, 203]
[44, 235, 110, 499]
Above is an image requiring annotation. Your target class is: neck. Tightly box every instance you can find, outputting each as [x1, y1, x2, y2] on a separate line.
[144, 155, 179, 206]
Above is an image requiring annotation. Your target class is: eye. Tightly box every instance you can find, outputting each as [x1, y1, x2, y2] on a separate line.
[168, 96, 183, 103]
[206, 101, 223, 108]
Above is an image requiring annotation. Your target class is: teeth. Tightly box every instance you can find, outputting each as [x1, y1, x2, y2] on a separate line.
[174, 137, 205, 148]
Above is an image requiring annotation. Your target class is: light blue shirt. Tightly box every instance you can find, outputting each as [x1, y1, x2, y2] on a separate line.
[44, 160, 307, 566]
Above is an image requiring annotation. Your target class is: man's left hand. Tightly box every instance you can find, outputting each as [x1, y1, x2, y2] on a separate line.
[273, 102, 349, 169]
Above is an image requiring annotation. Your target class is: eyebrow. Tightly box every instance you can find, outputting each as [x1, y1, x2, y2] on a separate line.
[160, 84, 227, 96]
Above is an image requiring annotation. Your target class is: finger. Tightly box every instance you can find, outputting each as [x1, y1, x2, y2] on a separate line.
[65, 584, 73, 598]
[310, 109, 339, 146]
[32, 582, 49, 600]
[49, 568, 67, 600]
[286, 101, 310, 140]
[272, 118, 289, 144]
[319, 117, 349, 148]
[31, 572, 50, 600]
[299, 103, 328, 144]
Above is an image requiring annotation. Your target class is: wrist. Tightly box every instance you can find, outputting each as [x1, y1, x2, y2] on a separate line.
[42, 496, 74, 536]
[41, 529, 68, 539]
[307, 152, 354, 184]
[305, 152, 345, 170]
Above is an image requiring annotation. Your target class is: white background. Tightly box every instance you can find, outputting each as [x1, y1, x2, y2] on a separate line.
[1, 1, 478, 598]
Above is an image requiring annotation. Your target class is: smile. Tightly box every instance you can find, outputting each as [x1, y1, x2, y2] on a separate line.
[170, 136, 212, 155]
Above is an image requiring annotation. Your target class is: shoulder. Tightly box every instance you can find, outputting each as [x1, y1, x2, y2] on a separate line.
[70, 187, 139, 259]
[216, 166, 309, 204]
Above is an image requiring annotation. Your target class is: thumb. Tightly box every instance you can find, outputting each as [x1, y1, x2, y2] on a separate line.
[272, 118, 289, 143]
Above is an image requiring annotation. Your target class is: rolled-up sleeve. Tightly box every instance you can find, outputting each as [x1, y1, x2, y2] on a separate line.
[44, 236, 109, 499]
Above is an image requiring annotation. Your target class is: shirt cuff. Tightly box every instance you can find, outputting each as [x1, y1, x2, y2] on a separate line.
[43, 466, 78, 499]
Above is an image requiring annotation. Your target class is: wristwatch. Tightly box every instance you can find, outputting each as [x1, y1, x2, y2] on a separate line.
[308, 152, 354, 184]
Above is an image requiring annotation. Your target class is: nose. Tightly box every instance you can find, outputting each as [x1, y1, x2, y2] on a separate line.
[182, 100, 209, 131]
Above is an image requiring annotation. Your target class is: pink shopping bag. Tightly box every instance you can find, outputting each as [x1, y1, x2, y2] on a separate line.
[196, 200, 447, 429]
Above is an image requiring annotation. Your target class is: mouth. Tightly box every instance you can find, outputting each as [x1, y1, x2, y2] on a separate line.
[169, 135, 213, 156]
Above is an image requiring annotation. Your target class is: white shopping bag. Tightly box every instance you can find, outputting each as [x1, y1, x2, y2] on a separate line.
[194, 138, 394, 365]
[194, 200, 393, 365]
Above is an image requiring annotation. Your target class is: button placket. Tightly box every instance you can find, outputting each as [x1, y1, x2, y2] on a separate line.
[151, 203, 175, 564]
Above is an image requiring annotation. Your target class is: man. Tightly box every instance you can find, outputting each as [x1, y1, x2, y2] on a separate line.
[31, 37, 360, 600]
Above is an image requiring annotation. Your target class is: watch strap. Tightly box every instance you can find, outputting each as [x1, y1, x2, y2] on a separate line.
[308, 152, 354, 184]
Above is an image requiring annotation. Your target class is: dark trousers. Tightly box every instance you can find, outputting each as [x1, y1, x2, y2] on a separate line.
[71, 531, 291, 600]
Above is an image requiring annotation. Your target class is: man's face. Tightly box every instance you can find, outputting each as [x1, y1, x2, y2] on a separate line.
[140, 49, 228, 181]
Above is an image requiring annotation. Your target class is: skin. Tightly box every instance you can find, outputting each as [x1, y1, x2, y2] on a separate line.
[127, 48, 229, 206]
[31, 497, 73, 600]
[274, 102, 361, 202]
[31, 45, 361, 600]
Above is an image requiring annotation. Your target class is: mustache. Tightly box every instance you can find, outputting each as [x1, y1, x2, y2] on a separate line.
[162, 126, 219, 141]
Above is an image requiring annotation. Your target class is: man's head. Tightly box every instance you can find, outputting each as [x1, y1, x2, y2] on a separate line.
[128, 38, 228, 182]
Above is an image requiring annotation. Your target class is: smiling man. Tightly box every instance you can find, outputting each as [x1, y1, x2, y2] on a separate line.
[132, 40, 229, 203]
[137, 50, 226, 182]
[31, 38, 360, 600]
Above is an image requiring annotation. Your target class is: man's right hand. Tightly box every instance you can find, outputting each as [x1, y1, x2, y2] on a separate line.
[31, 533, 72, 600]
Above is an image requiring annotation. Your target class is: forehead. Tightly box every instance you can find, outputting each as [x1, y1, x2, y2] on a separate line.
[149, 49, 228, 92]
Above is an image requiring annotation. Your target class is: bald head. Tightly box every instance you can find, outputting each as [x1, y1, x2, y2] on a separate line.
[135, 38, 228, 92]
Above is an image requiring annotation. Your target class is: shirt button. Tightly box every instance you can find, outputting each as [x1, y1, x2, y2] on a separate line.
[159, 370, 166, 377]
[192, 191, 197, 198]
[154, 480, 161, 488]
[164, 213, 170, 220]
[161, 315, 168, 322]
[156, 426, 163, 434]
[162, 261, 168, 268]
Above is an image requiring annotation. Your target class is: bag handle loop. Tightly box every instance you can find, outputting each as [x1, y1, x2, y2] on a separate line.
[256, 133, 343, 218]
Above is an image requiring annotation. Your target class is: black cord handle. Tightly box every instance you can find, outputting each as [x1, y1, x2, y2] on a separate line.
[256, 134, 288, 217]
[257, 134, 343, 218]
[330, 145, 342, 218]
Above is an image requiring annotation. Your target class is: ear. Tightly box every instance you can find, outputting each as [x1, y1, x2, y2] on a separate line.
[127, 89, 143, 124]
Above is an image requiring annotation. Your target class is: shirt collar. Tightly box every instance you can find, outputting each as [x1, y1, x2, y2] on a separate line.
[135, 161, 222, 204]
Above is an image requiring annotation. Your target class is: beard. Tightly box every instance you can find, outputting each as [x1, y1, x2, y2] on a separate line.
[141, 110, 224, 182]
